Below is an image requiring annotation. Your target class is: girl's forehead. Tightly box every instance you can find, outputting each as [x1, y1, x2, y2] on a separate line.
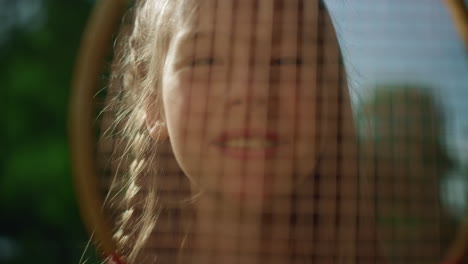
[180, 0, 326, 38]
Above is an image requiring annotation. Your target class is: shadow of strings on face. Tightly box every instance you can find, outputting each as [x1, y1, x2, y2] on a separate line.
[96, 0, 452, 264]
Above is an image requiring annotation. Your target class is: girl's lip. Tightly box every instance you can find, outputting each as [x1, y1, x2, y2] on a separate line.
[212, 130, 283, 159]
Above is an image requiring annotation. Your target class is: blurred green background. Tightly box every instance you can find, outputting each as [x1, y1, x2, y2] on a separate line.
[0, 0, 98, 263]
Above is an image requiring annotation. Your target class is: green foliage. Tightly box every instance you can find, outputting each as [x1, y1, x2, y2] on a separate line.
[356, 84, 457, 262]
[0, 0, 100, 263]
[357, 84, 454, 170]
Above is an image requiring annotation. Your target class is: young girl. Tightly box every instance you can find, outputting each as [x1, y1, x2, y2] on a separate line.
[99, 0, 453, 263]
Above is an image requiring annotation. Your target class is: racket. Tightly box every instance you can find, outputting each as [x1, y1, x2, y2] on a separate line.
[70, 0, 468, 263]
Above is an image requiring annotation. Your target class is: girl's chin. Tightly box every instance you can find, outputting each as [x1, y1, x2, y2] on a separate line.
[209, 177, 295, 210]
[215, 190, 268, 211]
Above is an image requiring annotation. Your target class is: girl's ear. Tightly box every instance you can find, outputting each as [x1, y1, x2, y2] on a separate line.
[145, 102, 169, 142]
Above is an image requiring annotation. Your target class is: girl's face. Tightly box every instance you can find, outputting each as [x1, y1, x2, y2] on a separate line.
[158, 0, 342, 205]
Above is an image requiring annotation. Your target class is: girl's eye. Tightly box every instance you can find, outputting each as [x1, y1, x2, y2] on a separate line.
[191, 57, 219, 66]
[271, 57, 303, 66]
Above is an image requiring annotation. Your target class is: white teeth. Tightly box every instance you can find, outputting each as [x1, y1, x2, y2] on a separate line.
[224, 138, 274, 148]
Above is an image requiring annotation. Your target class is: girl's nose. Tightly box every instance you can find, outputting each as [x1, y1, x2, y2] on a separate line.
[226, 62, 275, 108]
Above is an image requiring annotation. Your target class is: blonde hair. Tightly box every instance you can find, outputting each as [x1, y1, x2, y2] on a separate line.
[105, 0, 195, 262]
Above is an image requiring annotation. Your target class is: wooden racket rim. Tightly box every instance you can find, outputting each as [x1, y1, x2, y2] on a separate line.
[445, 0, 468, 50]
[69, 0, 128, 257]
[68, 0, 468, 261]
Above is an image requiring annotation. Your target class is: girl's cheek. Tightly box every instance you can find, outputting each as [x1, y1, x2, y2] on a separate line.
[163, 74, 189, 129]
[164, 73, 207, 132]
[164, 70, 195, 105]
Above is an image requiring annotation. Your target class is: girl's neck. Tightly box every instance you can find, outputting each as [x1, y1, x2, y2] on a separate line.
[191, 180, 317, 264]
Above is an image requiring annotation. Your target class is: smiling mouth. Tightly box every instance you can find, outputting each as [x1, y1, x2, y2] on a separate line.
[223, 138, 276, 148]
[213, 132, 282, 159]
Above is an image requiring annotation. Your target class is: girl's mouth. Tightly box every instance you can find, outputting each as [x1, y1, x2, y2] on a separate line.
[213, 131, 282, 159]
[223, 138, 275, 148]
